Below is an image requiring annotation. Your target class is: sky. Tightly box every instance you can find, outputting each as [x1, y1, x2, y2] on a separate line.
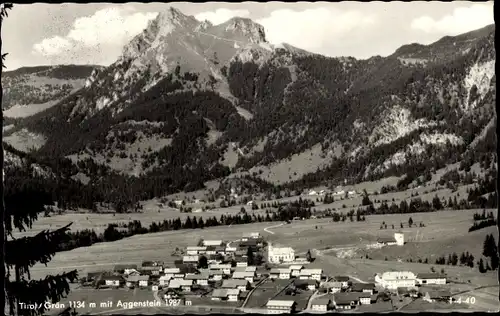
[1, 1, 495, 71]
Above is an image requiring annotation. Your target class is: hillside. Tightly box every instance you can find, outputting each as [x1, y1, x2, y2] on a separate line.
[3, 8, 496, 211]
[2, 64, 102, 118]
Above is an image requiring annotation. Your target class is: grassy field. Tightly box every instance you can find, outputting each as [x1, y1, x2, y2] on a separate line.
[244, 279, 292, 308]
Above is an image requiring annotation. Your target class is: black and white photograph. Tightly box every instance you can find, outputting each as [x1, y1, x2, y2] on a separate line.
[1, 1, 498, 315]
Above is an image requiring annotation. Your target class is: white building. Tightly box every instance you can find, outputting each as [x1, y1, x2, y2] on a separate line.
[203, 240, 223, 246]
[159, 275, 171, 286]
[394, 232, 405, 246]
[168, 279, 193, 292]
[299, 269, 322, 281]
[311, 298, 331, 312]
[209, 264, 231, 275]
[289, 265, 303, 277]
[268, 243, 295, 264]
[416, 273, 446, 285]
[232, 271, 255, 283]
[375, 271, 416, 290]
[270, 268, 291, 279]
[308, 190, 318, 196]
[183, 255, 199, 263]
[186, 246, 207, 255]
[242, 232, 260, 241]
[266, 300, 296, 314]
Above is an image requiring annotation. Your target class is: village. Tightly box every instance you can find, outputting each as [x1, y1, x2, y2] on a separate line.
[79, 231, 461, 314]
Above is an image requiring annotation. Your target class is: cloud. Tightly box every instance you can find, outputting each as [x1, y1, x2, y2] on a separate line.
[33, 6, 157, 57]
[195, 8, 250, 25]
[256, 8, 377, 53]
[33, 36, 73, 56]
[411, 4, 493, 35]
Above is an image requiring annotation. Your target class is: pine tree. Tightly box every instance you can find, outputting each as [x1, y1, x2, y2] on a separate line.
[478, 258, 486, 273]
[4, 174, 79, 315]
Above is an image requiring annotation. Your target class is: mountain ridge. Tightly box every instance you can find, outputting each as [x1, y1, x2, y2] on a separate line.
[2, 9, 496, 210]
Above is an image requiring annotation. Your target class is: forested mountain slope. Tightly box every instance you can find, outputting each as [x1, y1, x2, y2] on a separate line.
[3, 8, 495, 211]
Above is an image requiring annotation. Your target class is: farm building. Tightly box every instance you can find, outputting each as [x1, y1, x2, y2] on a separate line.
[177, 264, 198, 274]
[186, 246, 207, 255]
[242, 232, 260, 241]
[168, 279, 193, 292]
[377, 236, 397, 246]
[221, 279, 250, 291]
[140, 266, 162, 275]
[113, 264, 138, 274]
[85, 272, 103, 282]
[211, 289, 240, 302]
[184, 273, 209, 286]
[232, 271, 255, 283]
[268, 243, 295, 264]
[101, 275, 123, 287]
[206, 246, 217, 255]
[142, 260, 163, 268]
[321, 281, 343, 293]
[266, 300, 296, 314]
[246, 201, 254, 206]
[294, 279, 318, 291]
[163, 268, 181, 279]
[159, 275, 171, 286]
[421, 289, 452, 303]
[125, 275, 149, 288]
[350, 282, 376, 295]
[377, 233, 404, 246]
[415, 273, 447, 285]
[225, 245, 237, 252]
[215, 246, 226, 255]
[209, 270, 224, 281]
[311, 298, 332, 312]
[203, 240, 223, 246]
[333, 276, 350, 288]
[209, 264, 231, 274]
[234, 266, 257, 273]
[299, 269, 322, 281]
[270, 268, 291, 280]
[289, 265, 303, 277]
[183, 255, 199, 264]
[397, 287, 419, 298]
[375, 271, 416, 290]
[333, 292, 373, 309]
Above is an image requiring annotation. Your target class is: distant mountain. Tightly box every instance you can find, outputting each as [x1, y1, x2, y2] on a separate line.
[2, 64, 103, 118]
[4, 7, 495, 209]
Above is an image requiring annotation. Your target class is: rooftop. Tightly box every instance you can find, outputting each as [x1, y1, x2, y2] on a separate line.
[212, 289, 240, 298]
[126, 275, 149, 282]
[351, 282, 376, 291]
[334, 292, 369, 305]
[168, 279, 193, 287]
[416, 273, 447, 279]
[266, 300, 296, 308]
[222, 279, 249, 288]
[312, 298, 331, 306]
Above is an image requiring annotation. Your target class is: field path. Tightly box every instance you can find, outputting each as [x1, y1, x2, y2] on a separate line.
[264, 223, 284, 235]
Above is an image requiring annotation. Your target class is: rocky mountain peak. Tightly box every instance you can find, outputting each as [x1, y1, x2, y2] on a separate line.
[220, 17, 267, 43]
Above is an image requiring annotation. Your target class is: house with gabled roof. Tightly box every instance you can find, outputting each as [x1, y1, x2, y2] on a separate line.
[350, 282, 376, 295]
[168, 279, 193, 292]
[126, 275, 150, 288]
[221, 279, 250, 291]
